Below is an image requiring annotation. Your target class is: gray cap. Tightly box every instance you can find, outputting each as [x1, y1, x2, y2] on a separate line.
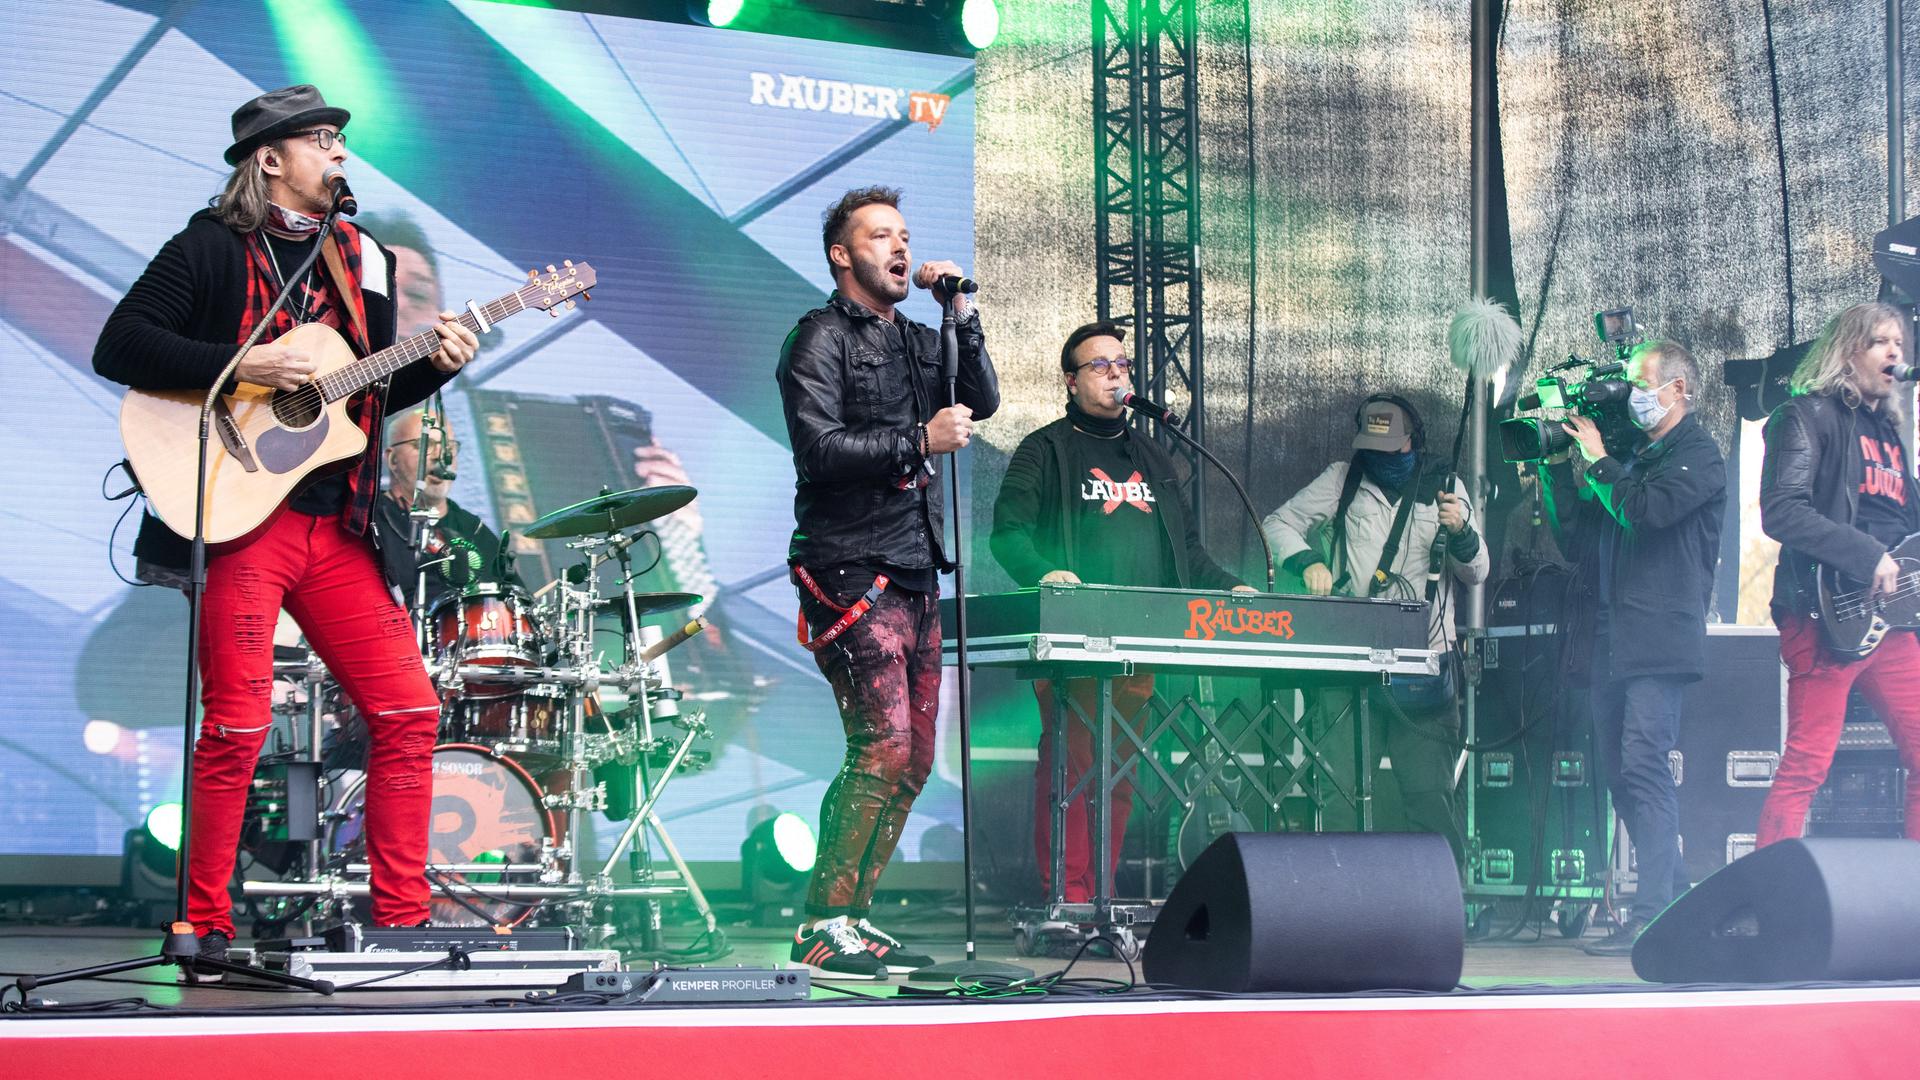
[224, 84, 349, 166]
[1353, 399, 1415, 451]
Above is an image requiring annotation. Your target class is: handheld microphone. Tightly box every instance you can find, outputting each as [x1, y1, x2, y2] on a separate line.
[1111, 387, 1181, 427]
[934, 274, 979, 295]
[1891, 362, 1918, 382]
[321, 166, 358, 216]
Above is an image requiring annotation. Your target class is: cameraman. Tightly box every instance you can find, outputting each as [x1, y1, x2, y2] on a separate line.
[1540, 340, 1726, 955]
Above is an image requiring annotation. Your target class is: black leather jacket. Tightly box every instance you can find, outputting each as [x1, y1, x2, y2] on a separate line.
[777, 292, 998, 575]
[1760, 392, 1919, 616]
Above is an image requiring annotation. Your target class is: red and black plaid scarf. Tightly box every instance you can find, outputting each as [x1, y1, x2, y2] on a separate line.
[239, 222, 385, 535]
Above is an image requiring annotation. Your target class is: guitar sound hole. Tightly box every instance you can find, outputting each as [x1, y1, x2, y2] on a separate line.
[271, 387, 323, 429]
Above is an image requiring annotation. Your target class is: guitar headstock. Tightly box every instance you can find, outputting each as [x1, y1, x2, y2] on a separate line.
[524, 260, 596, 315]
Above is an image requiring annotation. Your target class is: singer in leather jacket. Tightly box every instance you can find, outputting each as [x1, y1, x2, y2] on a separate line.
[1755, 302, 1920, 850]
[779, 293, 997, 577]
[774, 187, 998, 981]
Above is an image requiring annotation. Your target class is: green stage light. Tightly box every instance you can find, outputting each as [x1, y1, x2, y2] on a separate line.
[770, 811, 818, 874]
[960, 0, 999, 50]
[144, 801, 183, 852]
[707, 0, 746, 27]
[741, 809, 817, 925]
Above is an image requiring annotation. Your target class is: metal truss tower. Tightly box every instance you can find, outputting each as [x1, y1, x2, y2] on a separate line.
[1093, 0, 1205, 517]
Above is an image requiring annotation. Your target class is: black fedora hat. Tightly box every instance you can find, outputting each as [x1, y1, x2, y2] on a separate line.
[224, 84, 350, 166]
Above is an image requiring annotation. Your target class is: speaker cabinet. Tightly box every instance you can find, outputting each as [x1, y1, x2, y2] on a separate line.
[1142, 832, 1463, 993]
[1633, 838, 1920, 982]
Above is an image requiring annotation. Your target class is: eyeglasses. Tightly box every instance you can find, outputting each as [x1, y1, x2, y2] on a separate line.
[1073, 357, 1133, 375]
[287, 128, 347, 151]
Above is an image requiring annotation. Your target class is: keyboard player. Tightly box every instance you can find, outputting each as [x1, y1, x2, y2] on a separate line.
[990, 320, 1255, 903]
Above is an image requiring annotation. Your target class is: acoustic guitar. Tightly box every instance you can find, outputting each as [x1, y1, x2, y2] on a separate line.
[1816, 532, 1920, 658]
[119, 261, 593, 544]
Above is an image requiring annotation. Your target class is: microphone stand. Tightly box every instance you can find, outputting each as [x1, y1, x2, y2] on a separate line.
[1151, 414, 1276, 592]
[910, 290, 1032, 984]
[16, 197, 354, 998]
[408, 396, 444, 649]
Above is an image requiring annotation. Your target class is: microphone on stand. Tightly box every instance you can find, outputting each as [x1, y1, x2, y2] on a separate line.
[491, 531, 518, 585]
[1111, 387, 1182, 428]
[321, 165, 358, 216]
[428, 397, 457, 480]
[1890, 361, 1918, 381]
[1108, 387, 1272, 590]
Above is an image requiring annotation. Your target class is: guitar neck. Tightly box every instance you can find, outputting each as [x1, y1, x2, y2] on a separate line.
[313, 289, 528, 403]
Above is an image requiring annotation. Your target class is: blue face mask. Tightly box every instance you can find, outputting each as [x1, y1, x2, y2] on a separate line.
[1629, 379, 1677, 431]
[1358, 448, 1417, 489]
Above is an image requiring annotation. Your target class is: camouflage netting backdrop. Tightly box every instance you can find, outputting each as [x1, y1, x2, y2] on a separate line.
[971, 0, 1911, 593]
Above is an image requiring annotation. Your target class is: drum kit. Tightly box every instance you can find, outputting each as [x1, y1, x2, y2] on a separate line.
[240, 484, 717, 949]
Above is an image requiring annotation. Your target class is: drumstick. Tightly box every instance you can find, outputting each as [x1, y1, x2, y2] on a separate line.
[640, 617, 706, 664]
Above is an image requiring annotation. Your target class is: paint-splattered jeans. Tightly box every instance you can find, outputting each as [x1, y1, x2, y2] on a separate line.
[190, 510, 439, 934]
[799, 581, 941, 918]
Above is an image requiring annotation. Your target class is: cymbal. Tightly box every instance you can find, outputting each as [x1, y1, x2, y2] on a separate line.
[523, 485, 696, 539]
[591, 592, 705, 618]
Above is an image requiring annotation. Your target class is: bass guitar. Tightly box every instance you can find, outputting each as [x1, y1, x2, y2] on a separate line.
[120, 262, 593, 544]
[1816, 532, 1920, 658]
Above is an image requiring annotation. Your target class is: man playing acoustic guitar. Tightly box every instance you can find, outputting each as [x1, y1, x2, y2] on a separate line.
[93, 86, 477, 979]
[1757, 302, 1920, 849]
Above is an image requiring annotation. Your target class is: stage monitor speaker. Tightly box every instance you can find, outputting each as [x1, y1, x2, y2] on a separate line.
[1632, 838, 1920, 983]
[1141, 832, 1463, 993]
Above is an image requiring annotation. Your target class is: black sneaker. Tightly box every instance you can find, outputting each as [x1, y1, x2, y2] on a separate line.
[792, 917, 888, 981]
[1580, 918, 1646, 957]
[186, 929, 232, 984]
[853, 918, 935, 973]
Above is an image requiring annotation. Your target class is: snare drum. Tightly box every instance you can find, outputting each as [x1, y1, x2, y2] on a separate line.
[441, 691, 565, 761]
[429, 583, 540, 698]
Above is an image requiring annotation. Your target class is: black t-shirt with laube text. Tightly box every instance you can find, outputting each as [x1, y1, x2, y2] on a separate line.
[1064, 427, 1173, 588]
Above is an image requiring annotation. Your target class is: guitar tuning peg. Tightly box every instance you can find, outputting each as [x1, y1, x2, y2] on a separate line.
[563, 259, 574, 269]
[546, 264, 557, 274]
[580, 291, 591, 302]
[549, 308, 560, 318]
[527, 269, 538, 281]
[564, 300, 575, 310]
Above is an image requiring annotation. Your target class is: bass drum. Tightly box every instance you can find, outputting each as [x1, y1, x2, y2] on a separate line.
[326, 744, 562, 927]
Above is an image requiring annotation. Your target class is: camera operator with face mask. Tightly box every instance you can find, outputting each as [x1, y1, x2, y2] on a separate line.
[1539, 339, 1727, 955]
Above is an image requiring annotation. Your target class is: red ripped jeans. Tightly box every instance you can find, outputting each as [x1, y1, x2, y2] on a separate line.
[188, 510, 439, 935]
[1757, 615, 1920, 847]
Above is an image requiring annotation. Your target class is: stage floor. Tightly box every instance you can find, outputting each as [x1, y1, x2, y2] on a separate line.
[0, 921, 1635, 1009]
[5, 923, 1919, 1079]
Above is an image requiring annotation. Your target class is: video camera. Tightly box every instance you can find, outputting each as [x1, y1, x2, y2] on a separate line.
[1498, 306, 1642, 463]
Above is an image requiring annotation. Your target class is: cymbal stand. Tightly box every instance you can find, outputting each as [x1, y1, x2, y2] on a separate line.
[590, 680, 717, 944]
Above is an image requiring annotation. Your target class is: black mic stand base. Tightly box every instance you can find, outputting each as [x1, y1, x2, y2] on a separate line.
[15, 923, 336, 997]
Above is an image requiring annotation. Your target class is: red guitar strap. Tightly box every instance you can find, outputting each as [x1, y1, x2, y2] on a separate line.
[794, 565, 889, 653]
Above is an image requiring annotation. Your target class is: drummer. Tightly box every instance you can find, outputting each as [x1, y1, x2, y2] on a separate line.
[378, 408, 525, 610]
